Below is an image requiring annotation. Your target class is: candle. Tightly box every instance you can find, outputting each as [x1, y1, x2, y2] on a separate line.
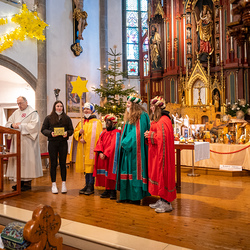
[235, 124, 237, 143]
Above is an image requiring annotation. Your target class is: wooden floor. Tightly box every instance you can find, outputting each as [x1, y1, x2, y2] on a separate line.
[0, 165, 250, 250]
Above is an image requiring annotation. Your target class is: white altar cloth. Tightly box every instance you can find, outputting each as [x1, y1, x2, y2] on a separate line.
[194, 142, 210, 162]
[181, 143, 250, 170]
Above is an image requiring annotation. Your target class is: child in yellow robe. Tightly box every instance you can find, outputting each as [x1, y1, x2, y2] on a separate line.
[70, 103, 102, 195]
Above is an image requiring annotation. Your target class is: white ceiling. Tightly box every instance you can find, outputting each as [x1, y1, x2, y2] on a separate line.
[0, 65, 27, 85]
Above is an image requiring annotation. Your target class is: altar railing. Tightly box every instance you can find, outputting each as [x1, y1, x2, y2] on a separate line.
[0, 126, 21, 199]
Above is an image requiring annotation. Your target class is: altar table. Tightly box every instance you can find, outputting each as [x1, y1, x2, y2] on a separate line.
[174, 142, 210, 187]
[180, 143, 250, 170]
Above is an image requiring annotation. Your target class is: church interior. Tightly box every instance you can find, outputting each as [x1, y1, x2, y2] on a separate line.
[0, 0, 250, 249]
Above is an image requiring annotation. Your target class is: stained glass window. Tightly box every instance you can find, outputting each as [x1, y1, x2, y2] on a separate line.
[143, 55, 149, 77]
[128, 61, 139, 76]
[125, 0, 148, 76]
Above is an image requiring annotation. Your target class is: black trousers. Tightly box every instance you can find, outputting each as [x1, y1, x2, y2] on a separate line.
[48, 140, 68, 182]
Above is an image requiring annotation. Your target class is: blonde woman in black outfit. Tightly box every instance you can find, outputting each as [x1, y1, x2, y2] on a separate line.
[41, 101, 74, 194]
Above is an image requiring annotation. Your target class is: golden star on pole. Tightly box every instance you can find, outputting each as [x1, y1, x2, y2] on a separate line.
[71, 76, 89, 97]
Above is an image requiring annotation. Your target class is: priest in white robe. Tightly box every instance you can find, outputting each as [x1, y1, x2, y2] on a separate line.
[5, 96, 43, 191]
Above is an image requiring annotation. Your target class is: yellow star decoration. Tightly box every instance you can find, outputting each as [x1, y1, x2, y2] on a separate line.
[0, 4, 48, 53]
[71, 76, 89, 98]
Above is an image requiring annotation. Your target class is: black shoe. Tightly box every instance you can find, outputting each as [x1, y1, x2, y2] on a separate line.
[79, 185, 88, 194]
[129, 200, 141, 205]
[84, 184, 94, 195]
[116, 199, 128, 203]
[12, 181, 26, 191]
[21, 185, 31, 191]
[110, 190, 117, 200]
[100, 190, 110, 198]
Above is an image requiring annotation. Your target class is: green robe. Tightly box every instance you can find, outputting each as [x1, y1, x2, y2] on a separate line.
[116, 112, 150, 201]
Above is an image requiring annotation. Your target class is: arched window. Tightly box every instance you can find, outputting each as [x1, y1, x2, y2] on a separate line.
[123, 0, 148, 77]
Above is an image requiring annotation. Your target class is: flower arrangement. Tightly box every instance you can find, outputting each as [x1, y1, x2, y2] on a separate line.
[0, 4, 48, 53]
[226, 99, 250, 119]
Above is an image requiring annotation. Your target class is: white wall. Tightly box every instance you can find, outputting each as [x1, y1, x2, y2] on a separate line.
[0, 0, 139, 122]
[0, 71, 35, 126]
[46, 0, 100, 113]
[108, 0, 122, 56]
[0, 1, 38, 78]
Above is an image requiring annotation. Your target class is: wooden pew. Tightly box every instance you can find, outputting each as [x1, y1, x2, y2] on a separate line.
[1, 205, 63, 250]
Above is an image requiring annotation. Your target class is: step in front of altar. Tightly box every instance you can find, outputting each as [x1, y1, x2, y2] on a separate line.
[179, 166, 250, 177]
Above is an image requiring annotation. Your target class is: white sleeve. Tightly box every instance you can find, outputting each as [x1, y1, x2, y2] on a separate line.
[19, 112, 40, 140]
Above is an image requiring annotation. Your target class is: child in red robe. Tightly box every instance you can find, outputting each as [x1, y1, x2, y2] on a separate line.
[93, 114, 121, 200]
[144, 96, 176, 213]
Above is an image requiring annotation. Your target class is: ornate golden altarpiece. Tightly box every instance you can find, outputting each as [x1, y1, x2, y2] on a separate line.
[166, 57, 225, 124]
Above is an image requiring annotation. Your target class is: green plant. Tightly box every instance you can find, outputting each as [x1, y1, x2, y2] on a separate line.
[92, 47, 135, 124]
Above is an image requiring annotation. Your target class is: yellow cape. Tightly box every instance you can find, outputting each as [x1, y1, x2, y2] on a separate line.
[70, 118, 103, 173]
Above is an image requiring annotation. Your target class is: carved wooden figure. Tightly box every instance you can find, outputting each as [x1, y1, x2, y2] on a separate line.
[23, 204, 62, 250]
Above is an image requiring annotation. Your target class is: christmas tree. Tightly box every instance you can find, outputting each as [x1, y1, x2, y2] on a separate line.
[93, 46, 135, 120]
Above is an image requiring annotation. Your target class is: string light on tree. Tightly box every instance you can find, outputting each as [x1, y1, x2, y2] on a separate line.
[92, 46, 135, 124]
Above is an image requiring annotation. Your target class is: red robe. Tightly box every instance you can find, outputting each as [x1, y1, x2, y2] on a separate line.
[93, 128, 121, 190]
[148, 115, 176, 202]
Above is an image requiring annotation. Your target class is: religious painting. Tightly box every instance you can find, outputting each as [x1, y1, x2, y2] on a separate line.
[66, 74, 86, 117]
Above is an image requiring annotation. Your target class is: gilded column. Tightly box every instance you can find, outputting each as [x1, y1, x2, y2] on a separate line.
[219, 6, 223, 62]
[164, 19, 166, 70]
[171, 0, 174, 65]
[183, 14, 186, 66]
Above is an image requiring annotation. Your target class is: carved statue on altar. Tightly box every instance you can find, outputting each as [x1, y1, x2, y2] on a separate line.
[186, 13, 191, 24]
[195, 5, 214, 60]
[181, 94, 186, 107]
[150, 25, 162, 69]
[226, 132, 234, 144]
[213, 91, 220, 112]
[193, 80, 205, 105]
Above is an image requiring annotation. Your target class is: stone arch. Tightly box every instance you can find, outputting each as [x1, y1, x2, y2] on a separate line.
[0, 54, 37, 90]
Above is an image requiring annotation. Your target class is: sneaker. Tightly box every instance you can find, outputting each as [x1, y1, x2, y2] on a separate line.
[79, 185, 88, 194]
[61, 182, 67, 193]
[52, 182, 58, 194]
[100, 190, 110, 198]
[110, 190, 117, 200]
[155, 202, 173, 213]
[149, 199, 162, 209]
